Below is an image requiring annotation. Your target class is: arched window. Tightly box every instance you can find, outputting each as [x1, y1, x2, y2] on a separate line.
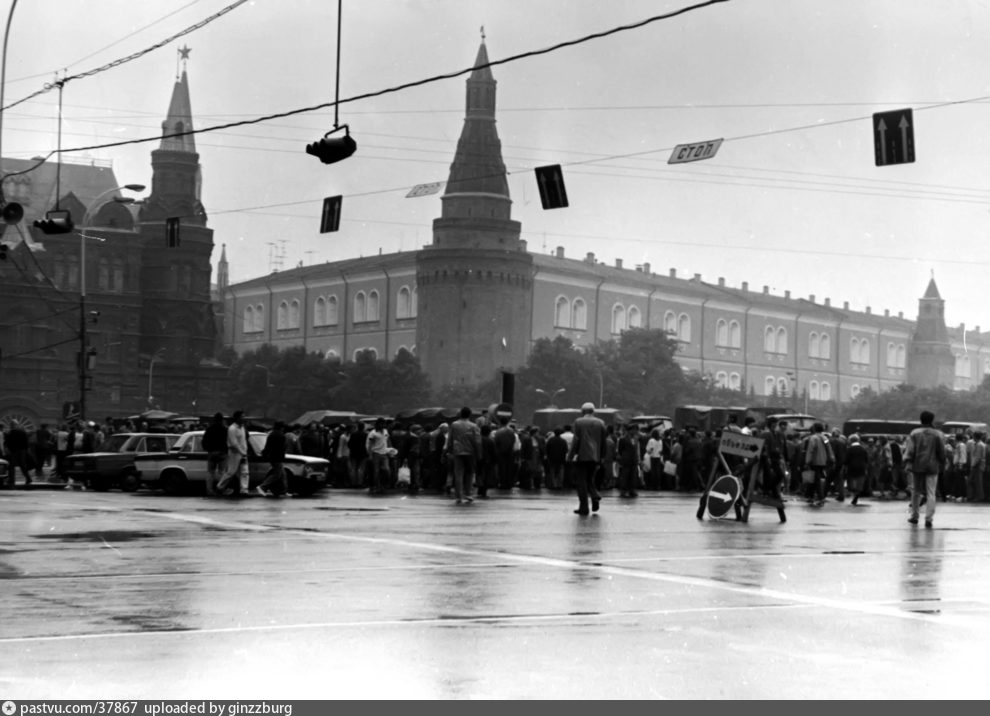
[572, 298, 587, 330]
[820, 381, 831, 401]
[663, 311, 676, 336]
[325, 349, 339, 361]
[314, 297, 327, 326]
[353, 347, 378, 361]
[729, 320, 741, 348]
[368, 290, 380, 321]
[678, 313, 691, 342]
[820, 333, 831, 359]
[289, 299, 301, 328]
[397, 286, 412, 319]
[809, 380, 820, 400]
[97, 259, 110, 291]
[776, 326, 787, 354]
[777, 376, 789, 395]
[851, 337, 860, 363]
[729, 372, 742, 390]
[764, 376, 776, 396]
[254, 304, 265, 333]
[277, 301, 289, 330]
[851, 384, 861, 399]
[809, 332, 820, 358]
[716, 319, 728, 346]
[611, 304, 626, 334]
[411, 287, 418, 317]
[327, 295, 339, 325]
[112, 258, 124, 292]
[628, 305, 642, 328]
[243, 306, 254, 333]
[764, 325, 776, 352]
[354, 291, 366, 322]
[896, 344, 905, 368]
[957, 354, 972, 378]
[715, 371, 728, 388]
[555, 296, 570, 327]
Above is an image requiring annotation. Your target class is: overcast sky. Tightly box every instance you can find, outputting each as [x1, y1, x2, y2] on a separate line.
[5, 0, 990, 330]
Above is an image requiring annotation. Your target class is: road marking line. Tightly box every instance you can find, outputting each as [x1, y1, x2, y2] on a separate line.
[148, 510, 979, 628]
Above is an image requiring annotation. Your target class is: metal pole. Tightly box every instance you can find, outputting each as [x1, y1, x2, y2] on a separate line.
[79, 229, 87, 422]
[0, 0, 19, 201]
[333, 0, 342, 129]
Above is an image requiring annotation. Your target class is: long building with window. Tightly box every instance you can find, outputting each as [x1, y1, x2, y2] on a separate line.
[221, 40, 987, 406]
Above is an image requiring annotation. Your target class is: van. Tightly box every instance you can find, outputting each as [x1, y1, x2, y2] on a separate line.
[940, 421, 988, 437]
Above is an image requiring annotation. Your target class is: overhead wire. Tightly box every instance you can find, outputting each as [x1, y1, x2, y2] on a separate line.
[1, 0, 250, 114]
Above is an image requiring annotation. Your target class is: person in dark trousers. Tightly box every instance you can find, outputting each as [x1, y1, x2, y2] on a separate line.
[617, 423, 641, 498]
[477, 425, 497, 498]
[4, 420, 31, 488]
[845, 435, 870, 506]
[545, 428, 568, 490]
[259, 421, 288, 496]
[493, 418, 517, 490]
[904, 410, 946, 528]
[567, 402, 607, 515]
[202, 412, 227, 497]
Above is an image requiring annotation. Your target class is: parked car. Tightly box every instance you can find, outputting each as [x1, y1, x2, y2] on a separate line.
[0, 458, 8, 486]
[134, 430, 330, 496]
[63, 432, 181, 491]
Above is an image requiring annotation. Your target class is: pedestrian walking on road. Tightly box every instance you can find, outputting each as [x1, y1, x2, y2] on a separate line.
[259, 421, 288, 496]
[904, 410, 946, 528]
[446, 406, 481, 504]
[845, 435, 869, 506]
[217, 410, 249, 497]
[567, 402, 607, 515]
[202, 412, 227, 496]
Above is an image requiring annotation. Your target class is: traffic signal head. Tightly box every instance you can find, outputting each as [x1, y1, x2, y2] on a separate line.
[33, 209, 74, 234]
[1, 201, 24, 224]
[305, 126, 357, 165]
[0, 243, 7, 261]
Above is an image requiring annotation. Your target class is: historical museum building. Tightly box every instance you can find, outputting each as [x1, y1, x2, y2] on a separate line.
[221, 41, 986, 406]
[0, 63, 227, 430]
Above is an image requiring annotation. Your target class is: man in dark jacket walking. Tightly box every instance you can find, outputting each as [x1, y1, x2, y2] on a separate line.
[568, 403, 607, 515]
[202, 413, 227, 497]
[259, 421, 288, 496]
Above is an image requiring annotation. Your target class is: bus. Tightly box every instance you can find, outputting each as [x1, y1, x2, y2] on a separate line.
[842, 419, 918, 439]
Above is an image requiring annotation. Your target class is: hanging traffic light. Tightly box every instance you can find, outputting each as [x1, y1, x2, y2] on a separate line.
[33, 209, 74, 234]
[0, 243, 7, 261]
[305, 125, 357, 165]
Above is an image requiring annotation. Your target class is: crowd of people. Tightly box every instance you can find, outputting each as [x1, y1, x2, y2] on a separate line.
[3, 408, 988, 524]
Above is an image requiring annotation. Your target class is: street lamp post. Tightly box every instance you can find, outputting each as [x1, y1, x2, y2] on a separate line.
[535, 387, 565, 408]
[77, 184, 145, 421]
[147, 349, 165, 407]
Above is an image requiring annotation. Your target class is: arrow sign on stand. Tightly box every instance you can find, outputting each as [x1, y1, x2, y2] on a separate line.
[705, 474, 742, 520]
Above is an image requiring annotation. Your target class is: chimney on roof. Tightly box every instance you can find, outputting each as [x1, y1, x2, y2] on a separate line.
[898, 311, 903, 319]
[977, 325, 981, 333]
[555, 246, 564, 259]
[519, 240, 527, 252]
[693, 273, 701, 282]
[844, 301, 850, 310]
[884, 309, 890, 317]
[585, 252, 595, 264]
[718, 277, 725, 287]
[825, 297, 831, 307]
[669, 268, 677, 278]
[866, 306, 871, 314]
[809, 294, 815, 303]
[741, 281, 748, 292]
[763, 285, 769, 294]
[615, 258, 623, 269]
[635, 264, 643, 272]
[643, 262, 650, 274]
[785, 290, 791, 299]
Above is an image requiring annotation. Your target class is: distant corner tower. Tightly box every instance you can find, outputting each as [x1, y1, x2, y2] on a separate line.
[415, 36, 534, 389]
[908, 275, 955, 388]
[136, 46, 217, 366]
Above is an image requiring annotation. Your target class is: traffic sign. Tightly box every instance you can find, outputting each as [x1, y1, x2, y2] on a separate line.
[668, 138, 723, 165]
[705, 474, 741, 519]
[534, 165, 568, 209]
[718, 433, 764, 458]
[320, 195, 343, 233]
[873, 109, 915, 166]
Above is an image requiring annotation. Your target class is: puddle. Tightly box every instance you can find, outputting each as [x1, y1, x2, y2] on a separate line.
[31, 530, 160, 542]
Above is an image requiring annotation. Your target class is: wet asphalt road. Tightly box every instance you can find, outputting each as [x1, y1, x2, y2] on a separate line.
[1, 484, 989, 700]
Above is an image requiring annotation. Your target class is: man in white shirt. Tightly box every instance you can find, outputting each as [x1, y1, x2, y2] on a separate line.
[218, 411, 249, 497]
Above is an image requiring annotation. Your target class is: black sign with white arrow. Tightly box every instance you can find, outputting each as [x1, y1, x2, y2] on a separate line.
[874, 108, 915, 166]
[534, 165, 569, 210]
[705, 474, 741, 519]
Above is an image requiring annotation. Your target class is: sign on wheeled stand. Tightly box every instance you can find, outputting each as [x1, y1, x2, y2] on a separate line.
[696, 433, 786, 523]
